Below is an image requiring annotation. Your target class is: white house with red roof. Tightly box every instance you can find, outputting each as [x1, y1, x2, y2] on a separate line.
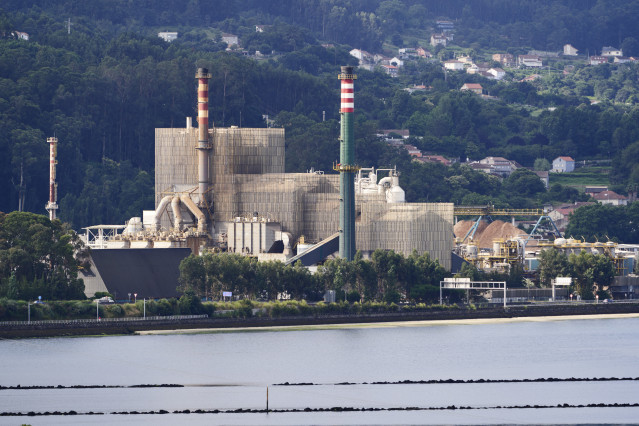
[593, 190, 628, 206]
[552, 156, 575, 173]
[460, 83, 483, 95]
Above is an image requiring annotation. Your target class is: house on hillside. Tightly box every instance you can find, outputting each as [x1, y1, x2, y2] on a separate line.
[403, 144, 422, 157]
[158, 32, 178, 42]
[534, 171, 550, 189]
[548, 202, 594, 231]
[381, 64, 398, 77]
[614, 56, 632, 64]
[430, 34, 447, 47]
[518, 55, 543, 67]
[563, 44, 579, 56]
[493, 53, 516, 67]
[479, 156, 512, 177]
[584, 186, 608, 197]
[255, 25, 270, 32]
[460, 83, 483, 95]
[378, 129, 409, 139]
[589, 56, 608, 65]
[350, 48, 373, 66]
[594, 190, 628, 206]
[552, 156, 575, 173]
[417, 155, 452, 166]
[487, 68, 506, 80]
[416, 47, 432, 58]
[222, 33, 239, 47]
[12, 31, 29, 41]
[444, 60, 464, 71]
[601, 46, 623, 57]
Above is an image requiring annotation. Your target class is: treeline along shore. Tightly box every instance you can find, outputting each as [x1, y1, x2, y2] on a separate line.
[1, 301, 638, 339]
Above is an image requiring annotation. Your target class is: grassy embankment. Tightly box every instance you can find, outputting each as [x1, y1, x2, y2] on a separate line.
[0, 298, 461, 322]
[549, 166, 611, 192]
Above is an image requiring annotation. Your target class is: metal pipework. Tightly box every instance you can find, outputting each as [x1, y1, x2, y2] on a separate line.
[46, 137, 58, 220]
[195, 67, 212, 208]
[337, 66, 358, 261]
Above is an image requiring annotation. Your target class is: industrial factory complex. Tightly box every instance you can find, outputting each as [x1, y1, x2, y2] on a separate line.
[67, 65, 638, 300]
[80, 66, 454, 298]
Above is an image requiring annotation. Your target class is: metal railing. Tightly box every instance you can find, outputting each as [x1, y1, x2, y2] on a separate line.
[0, 314, 208, 327]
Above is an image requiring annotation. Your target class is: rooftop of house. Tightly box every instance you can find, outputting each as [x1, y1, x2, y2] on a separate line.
[556, 156, 575, 162]
[593, 190, 627, 200]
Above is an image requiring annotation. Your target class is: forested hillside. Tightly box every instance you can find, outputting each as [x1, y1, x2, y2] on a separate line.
[1, 0, 639, 230]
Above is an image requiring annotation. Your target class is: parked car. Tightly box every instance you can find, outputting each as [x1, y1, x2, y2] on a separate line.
[97, 296, 115, 304]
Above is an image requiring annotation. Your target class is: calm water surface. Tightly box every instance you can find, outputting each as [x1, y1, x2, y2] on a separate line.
[1, 316, 639, 424]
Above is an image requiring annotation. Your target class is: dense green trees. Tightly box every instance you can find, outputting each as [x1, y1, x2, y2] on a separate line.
[2, 2, 639, 229]
[536, 247, 615, 299]
[565, 203, 639, 243]
[0, 211, 85, 300]
[178, 249, 449, 303]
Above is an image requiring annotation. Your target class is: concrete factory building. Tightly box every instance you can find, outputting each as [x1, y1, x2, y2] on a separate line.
[154, 120, 454, 267]
[82, 66, 453, 298]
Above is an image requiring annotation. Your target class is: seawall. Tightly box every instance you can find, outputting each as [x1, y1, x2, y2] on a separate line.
[1, 303, 638, 338]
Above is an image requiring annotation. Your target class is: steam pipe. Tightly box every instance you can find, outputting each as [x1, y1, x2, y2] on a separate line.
[195, 67, 212, 209]
[180, 195, 207, 234]
[153, 195, 172, 230]
[171, 196, 182, 231]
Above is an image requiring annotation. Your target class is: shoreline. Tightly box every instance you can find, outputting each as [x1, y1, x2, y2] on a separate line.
[136, 312, 639, 335]
[2, 303, 639, 338]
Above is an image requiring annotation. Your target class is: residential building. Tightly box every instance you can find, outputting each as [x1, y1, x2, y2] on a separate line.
[398, 48, 416, 59]
[521, 74, 541, 82]
[378, 129, 409, 139]
[222, 33, 239, 47]
[563, 44, 579, 56]
[468, 162, 495, 174]
[518, 55, 543, 67]
[534, 171, 549, 189]
[584, 186, 608, 197]
[389, 57, 404, 67]
[492, 53, 516, 67]
[158, 32, 178, 42]
[548, 202, 594, 231]
[460, 83, 483, 95]
[349, 49, 373, 64]
[601, 46, 623, 57]
[430, 34, 447, 47]
[593, 190, 628, 206]
[381, 64, 398, 77]
[552, 156, 575, 173]
[457, 55, 473, 64]
[444, 60, 464, 71]
[12, 31, 29, 41]
[404, 84, 430, 94]
[479, 156, 511, 177]
[528, 50, 560, 58]
[488, 68, 506, 80]
[614, 56, 632, 64]
[255, 25, 268, 32]
[589, 56, 608, 65]
[404, 144, 422, 157]
[418, 155, 452, 166]
[416, 47, 432, 58]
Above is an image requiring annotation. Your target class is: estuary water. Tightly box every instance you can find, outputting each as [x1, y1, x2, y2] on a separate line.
[1, 315, 639, 424]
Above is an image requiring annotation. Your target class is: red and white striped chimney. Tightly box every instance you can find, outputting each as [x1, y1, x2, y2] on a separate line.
[340, 76, 354, 113]
[195, 67, 212, 208]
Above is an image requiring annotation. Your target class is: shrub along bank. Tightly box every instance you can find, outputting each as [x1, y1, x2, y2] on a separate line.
[0, 296, 461, 322]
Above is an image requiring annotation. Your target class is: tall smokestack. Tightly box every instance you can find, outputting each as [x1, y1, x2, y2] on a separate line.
[337, 66, 358, 260]
[46, 137, 58, 221]
[195, 67, 212, 209]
